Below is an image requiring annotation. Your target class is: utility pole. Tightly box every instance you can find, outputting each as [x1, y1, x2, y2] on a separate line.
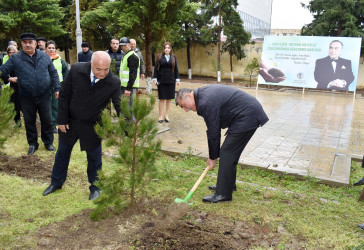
[217, 3, 221, 83]
[75, 0, 82, 55]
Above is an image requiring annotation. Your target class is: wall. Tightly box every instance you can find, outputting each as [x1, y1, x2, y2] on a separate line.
[173, 42, 263, 81]
[60, 42, 364, 88]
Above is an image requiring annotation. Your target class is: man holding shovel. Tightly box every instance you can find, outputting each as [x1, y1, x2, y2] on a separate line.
[176, 85, 269, 203]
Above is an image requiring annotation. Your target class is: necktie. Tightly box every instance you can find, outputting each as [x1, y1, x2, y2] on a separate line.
[91, 75, 97, 86]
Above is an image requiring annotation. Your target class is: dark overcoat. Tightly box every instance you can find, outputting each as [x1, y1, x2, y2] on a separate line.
[57, 62, 121, 150]
[195, 84, 269, 160]
[0, 50, 60, 97]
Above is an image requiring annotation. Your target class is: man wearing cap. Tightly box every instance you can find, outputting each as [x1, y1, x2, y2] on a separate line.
[0, 32, 60, 155]
[78, 42, 93, 63]
[36, 37, 47, 51]
[42, 51, 121, 200]
[119, 37, 140, 121]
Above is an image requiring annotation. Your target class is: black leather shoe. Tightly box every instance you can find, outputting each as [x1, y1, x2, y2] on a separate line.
[208, 185, 237, 192]
[89, 190, 100, 200]
[202, 193, 232, 203]
[45, 144, 56, 151]
[43, 184, 62, 196]
[354, 177, 364, 186]
[27, 145, 38, 155]
[158, 119, 163, 123]
[358, 223, 364, 230]
[164, 119, 170, 123]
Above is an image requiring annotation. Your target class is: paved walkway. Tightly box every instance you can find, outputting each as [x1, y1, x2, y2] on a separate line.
[140, 80, 364, 186]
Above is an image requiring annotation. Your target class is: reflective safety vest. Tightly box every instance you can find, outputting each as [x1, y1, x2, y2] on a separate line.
[3, 55, 9, 64]
[119, 50, 140, 88]
[52, 57, 63, 82]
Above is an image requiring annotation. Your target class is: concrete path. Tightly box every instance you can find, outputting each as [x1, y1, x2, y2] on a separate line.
[141, 80, 364, 186]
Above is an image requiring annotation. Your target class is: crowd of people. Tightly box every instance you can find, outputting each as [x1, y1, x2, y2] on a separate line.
[0, 32, 363, 230]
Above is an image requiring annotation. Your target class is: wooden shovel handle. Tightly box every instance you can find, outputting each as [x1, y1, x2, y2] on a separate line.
[190, 166, 210, 193]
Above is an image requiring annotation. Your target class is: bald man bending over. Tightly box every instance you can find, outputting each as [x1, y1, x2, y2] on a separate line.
[43, 51, 121, 200]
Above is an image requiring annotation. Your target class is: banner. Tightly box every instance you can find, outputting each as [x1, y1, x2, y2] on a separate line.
[258, 36, 362, 91]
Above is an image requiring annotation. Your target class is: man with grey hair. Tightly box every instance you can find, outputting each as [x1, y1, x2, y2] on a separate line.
[43, 51, 121, 200]
[130, 39, 145, 80]
[176, 85, 269, 203]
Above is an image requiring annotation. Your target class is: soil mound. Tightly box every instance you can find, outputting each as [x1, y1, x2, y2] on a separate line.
[0, 154, 52, 182]
[20, 198, 305, 249]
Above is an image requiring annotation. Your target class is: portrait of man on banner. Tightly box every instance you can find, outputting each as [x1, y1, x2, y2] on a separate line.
[314, 40, 355, 91]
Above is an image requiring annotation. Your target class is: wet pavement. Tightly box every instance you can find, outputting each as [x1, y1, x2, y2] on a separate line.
[141, 80, 364, 186]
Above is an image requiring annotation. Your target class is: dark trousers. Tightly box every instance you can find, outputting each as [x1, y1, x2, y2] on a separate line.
[20, 92, 53, 146]
[50, 91, 58, 126]
[10, 83, 21, 124]
[216, 129, 257, 196]
[121, 87, 137, 123]
[51, 135, 102, 192]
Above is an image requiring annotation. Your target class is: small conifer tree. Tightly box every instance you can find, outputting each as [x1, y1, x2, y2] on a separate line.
[0, 86, 15, 151]
[244, 58, 260, 87]
[91, 94, 161, 220]
[110, 59, 118, 76]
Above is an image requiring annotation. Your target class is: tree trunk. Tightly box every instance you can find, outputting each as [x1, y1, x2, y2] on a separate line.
[144, 32, 152, 78]
[186, 22, 192, 79]
[217, 3, 221, 83]
[230, 53, 233, 82]
[65, 48, 70, 64]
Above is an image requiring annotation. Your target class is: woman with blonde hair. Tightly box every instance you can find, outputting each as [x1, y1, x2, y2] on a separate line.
[152, 42, 180, 123]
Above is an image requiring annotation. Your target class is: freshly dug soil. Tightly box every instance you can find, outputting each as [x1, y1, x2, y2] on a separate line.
[0, 154, 52, 182]
[15, 198, 306, 249]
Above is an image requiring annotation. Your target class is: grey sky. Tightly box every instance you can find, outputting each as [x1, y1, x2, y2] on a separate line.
[271, 0, 313, 29]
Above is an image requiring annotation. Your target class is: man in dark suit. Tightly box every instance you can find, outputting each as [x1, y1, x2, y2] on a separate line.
[314, 40, 354, 91]
[176, 85, 269, 203]
[42, 51, 121, 200]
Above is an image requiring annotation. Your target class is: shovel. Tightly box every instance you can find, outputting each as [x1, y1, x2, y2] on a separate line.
[174, 165, 210, 205]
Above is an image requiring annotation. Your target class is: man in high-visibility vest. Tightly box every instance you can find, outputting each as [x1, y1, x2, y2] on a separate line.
[119, 37, 140, 122]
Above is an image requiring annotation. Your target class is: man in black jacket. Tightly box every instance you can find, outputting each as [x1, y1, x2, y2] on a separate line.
[42, 51, 121, 200]
[106, 38, 124, 73]
[176, 85, 269, 203]
[0, 32, 60, 155]
[78, 42, 93, 63]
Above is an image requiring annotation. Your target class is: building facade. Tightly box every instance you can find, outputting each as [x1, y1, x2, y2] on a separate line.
[236, 0, 273, 39]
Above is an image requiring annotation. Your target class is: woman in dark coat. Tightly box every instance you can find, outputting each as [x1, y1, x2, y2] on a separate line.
[152, 42, 180, 123]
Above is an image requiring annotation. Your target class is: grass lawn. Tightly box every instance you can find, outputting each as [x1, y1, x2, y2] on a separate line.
[1, 128, 364, 249]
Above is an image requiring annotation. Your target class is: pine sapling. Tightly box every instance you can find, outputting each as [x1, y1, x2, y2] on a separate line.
[91, 94, 161, 220]
[0, 86, 16, 151]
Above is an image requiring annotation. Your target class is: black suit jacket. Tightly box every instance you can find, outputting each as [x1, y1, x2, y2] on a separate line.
[57, 62, 121, 150]
[153, 54, 179, 84]
[196, 85, 269, 160]
[314, 56, 354, 90]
